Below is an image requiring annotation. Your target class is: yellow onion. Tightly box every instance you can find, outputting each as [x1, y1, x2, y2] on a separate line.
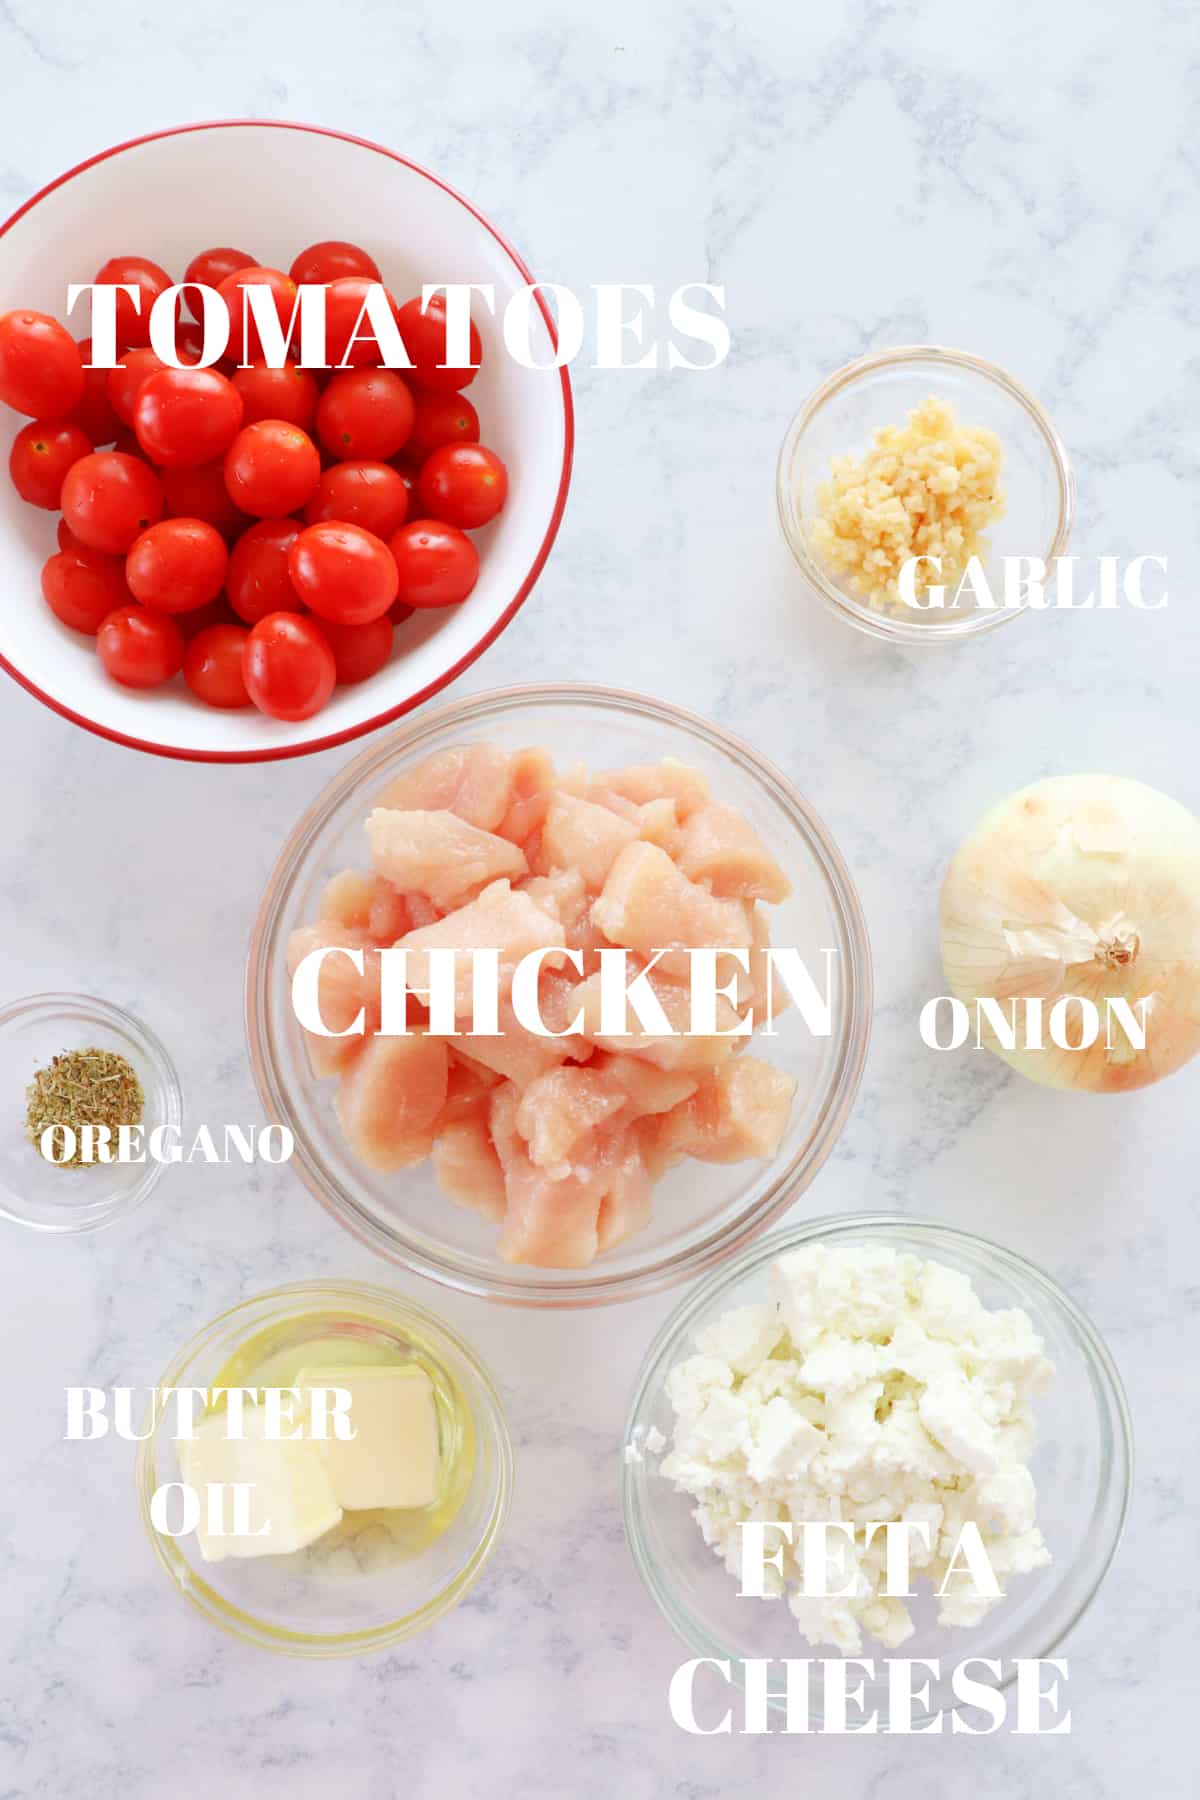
[939, 774, 1200, 1091]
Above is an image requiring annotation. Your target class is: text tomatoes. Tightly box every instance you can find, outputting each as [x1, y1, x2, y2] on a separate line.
[316, 368, 414, 462]
[232, 361, 319, 429]
[0, 311, 85, 419]
[183, 622, 251, 708]
[94, 256, 175, 349]
[96, 604, 184, 688]
[226, 518, 302, 624]
[133, 367, 245, 469]
[322, 277, 401, 369]
[395, 295, 482, 392]
[318, 614, 394, 685]
[224, 421, 321, 517]
[287, 521, 398, 624]
[304, 460, 409, 538]
[61, 451, 164, 554]
[242, 612, 336, 720]
[289, 240, 381, 286]
[388, 518, 479, 608]
[217, 266, 298, 363]
[41, 546, 131, 634]
[126, 518, 229, 613]
[9, 421, 92, 509]
[416, 443, 508, 529]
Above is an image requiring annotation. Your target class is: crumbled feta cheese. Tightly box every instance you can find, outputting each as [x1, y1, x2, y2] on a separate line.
[658, 1242, 1053, 1652]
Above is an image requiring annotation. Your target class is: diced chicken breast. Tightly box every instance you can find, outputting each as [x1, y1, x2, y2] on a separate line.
[571, 967, 745, 1071]
[375, 744, 512, 830]
[335, 1033, 449, 1170]
[521, 868, 590, 934]
[367, 809, 526, 912]
[452, 1010, 573, 1088]
[634, 797, 681, 856]
[432, 1111, 506, 1221]
[396, 879, 566, 1015]
[590, 759, 709, 818]
[403, 892, 440, 930]
[595, 1131, 654, 1253]
[543, 792, 640, 890]
[287, 923, 381, 1077]
[677, 803, 792, 904]
[591, 840, 753, 976]
[660, 1056, 796, 1163]
[589, 1051, 699, 1117]
[514, 1067, 628, 1176]
[318, 869, 376, 932]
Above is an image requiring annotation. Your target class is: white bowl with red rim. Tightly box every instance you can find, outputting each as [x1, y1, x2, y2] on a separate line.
[0, 120, 573, 762]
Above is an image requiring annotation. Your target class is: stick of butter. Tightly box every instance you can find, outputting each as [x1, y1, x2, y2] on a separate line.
[299, 1364, 440, 1511]
[178, 1403, 343, 1562]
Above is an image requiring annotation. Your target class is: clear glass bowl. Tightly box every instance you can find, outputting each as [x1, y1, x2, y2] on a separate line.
[623, 1214, 1133, 1725]
[246, 683, 873, 1307]
[777, 346, 1075, 644]
[136, 1281, 513, 1657]
[0, 992, 182, 1232]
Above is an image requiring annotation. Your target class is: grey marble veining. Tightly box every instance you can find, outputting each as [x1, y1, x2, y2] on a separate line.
[0, 0, 1196, 1793]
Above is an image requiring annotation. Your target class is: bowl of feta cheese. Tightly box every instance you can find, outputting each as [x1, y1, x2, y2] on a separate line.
[622, 1214, 1132, 1726]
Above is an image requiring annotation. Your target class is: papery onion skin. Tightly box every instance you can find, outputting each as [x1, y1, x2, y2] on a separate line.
[939, 774, 1200, 1092]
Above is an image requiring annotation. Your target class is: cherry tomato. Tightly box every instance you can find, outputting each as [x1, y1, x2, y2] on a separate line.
[224, 421, 321, 517]
[389, 459, 421, 518]
[243, 611, 336, 720]
[405, 387, 480, 462]
[322, 278, 401, 369]
[390, 598, 416, 626]
[61, 451, 164, 554]
[304, 460, 409, 537]
[316, 368, 414, 461]
[417, 443, 507, 529]
[395, 295, 482, 392]
[133, 367, 244, 469]
[231, 361, 319, 428]
[388, 518, 480, 608]
[287, 521, 398, 624]
[184, 246, 257, 301]
[108, 349, 170, 427]
[184, 622, 251, 708]
[9, 421, 92, 509]
[226, 517, 302, 623]
[289, 241, 382, 286]
[41, 546, 130, 634]
[0, 311, 85, 419]
[162, 460, 248, 539]
[70, 338, 121, 443]
[57, 517, 86, 552]
[126, 518, 228, 613]
[96, 604, 184, 688]
[106, 427, 145, 459]
[318, 613, 394, 685]
[217, 266, 298, 364]
[94, 256, 175, 349]
[173, 321, 208, 366]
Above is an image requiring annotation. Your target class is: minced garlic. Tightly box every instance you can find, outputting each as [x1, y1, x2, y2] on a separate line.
[808, 395, 1005, 614]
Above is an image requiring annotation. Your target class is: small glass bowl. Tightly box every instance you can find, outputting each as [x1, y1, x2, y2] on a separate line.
[246, 683, 873, 1307]
[0, 992, 182, 1232]
[136, 1281, 514, 1657]
[776, 346, 1075, 644]
[623, 1214, 1132, 1726]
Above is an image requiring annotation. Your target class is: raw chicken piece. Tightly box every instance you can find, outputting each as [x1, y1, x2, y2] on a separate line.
[432, 1110, 506, 1221]
[590, 759, 709, 818]
[589, 1051, 699, 1117]
[542, 792, 640, 890]
[677, 803, 792, 904]
[367, 809, 526, 912]
[396, 879, 566, 1015]
[437, 1049, 502, 1127]
[367, 878, 411, 945]
[521, 868, 590, 934]
[335, 1033, 449, 1170]
[318, 869, 376, 931]
[403, 892, 440, 930]
[595, 1131, 654, 1252]
[494, 1153, 606, 1267]
[514, 1067, 628, 1176]
[737, 903, 790, 1027]
[496, 747, 557, 845]
[591, 840, 752, 976]
[659, 1056, 796, 1162]
[375, 744, 512, 831]
[571, 967, 745, 1071]
[287, 923, 380, 1077]
[634, 797, 681, 856]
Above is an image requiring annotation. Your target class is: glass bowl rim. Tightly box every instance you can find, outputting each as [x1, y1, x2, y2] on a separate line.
[245, 680, 874, 1308]
[0, 989, 182, 1233]
[134, 1277, 515, 1657]
[775, 344, 1076, 645]
[621, 1209, 1134, 1709]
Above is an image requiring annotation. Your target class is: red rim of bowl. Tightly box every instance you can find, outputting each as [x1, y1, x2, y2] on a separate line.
[0, 118, 575, 765]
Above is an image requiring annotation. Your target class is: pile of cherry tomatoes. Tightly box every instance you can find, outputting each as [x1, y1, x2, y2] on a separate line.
[0, 240, 509, 721]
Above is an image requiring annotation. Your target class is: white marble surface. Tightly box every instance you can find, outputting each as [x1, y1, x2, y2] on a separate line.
[1, 1, 1196, 1793]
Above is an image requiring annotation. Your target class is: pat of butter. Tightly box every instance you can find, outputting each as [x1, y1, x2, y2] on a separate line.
[177, 1402, 343, 1563]
[299, 1364, 440, 1511]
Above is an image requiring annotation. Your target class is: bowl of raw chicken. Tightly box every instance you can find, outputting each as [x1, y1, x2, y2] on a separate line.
[247, 683, 872, 1305]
